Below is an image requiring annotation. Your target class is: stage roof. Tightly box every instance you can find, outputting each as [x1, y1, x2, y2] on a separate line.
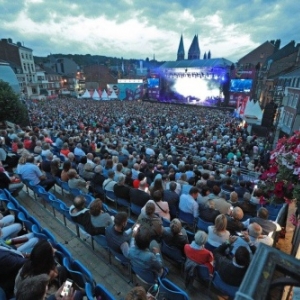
[159, 58, 233, 69]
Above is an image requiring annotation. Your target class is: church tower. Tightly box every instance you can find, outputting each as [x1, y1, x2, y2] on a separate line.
[177, 34, 185, 61]
[188, 35, 200, 60]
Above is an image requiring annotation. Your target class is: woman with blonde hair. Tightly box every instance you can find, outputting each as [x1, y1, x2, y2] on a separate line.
[112, 156, 119, 171]
[207, 214, 230, 247]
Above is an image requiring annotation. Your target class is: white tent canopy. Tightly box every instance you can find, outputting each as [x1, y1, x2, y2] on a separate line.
[92, 89, 100, 100]
[109, 90, 118, 99]
[242, 99, 263, 125]
[101, 89, 109, 100]
[81, 89, 91, 99]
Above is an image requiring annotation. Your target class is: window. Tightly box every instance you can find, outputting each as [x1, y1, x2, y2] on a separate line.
[293, 94, 299, 108]
[291, 78, 295, 87]
[31, 64, 34, 72]
[21, 53, 24, 59]
[25, 54, 28, 59]
[297, 78, 300, 88]
[288, 93, 294, 106]
[288, 113, 293, 127]
[23, 63, 27, 71]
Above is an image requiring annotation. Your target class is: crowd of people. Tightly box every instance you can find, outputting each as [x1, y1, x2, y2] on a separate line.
[0, 98, 280, 299]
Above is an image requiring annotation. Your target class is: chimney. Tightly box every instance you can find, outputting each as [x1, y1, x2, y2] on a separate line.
[274, 39, 281, 51]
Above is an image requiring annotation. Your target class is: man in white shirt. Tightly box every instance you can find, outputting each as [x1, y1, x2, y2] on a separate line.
[179, 187, 199, 217]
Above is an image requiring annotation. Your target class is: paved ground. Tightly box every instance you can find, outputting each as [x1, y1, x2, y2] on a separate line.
[14, 186, 297, 300]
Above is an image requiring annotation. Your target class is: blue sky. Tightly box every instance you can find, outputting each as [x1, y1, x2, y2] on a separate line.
[0, 0, 299, 62]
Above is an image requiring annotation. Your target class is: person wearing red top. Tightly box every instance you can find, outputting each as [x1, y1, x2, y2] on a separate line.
[184, 230, 214, 274]
[133, 172, 146, 189]
[23, 136, 32, 150]
[60, 143, 70, 157]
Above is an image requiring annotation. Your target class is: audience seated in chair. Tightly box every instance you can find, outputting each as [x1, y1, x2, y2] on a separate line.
[137, 202, 163, 243]
[213, 239, 250, 286]
[243, 207, 280, 236]
[90, 199, 114, 228]
[163, 181, 179, 219]
[128, 225, 165, 278]
[14, 240, 68, 296]
[68, 169, 88, 194]
[199, 199, 220, 223]
[162, 218, 188, 254]
[210, 185, 231, 215]
[129, 180, 150, 208]
[113, 174, 131, 201]
[105, 212, 132, 258]
[207, 214, 230, 248]
[18, 156, 55, 191]
[225, 207, 245, 235]
[179, 187, 199, 218]
[69, 195, 105, 236]
[184, 230, 214, 275]
[142, 190, 170, 221]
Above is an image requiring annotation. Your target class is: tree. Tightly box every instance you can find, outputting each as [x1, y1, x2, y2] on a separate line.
[0, 80, 29, 126]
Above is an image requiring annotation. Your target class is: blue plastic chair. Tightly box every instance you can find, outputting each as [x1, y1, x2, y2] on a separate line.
[124, 218, 135, 231]
[178, 209, 195, 230]
[31, 224, 56, 243]
[108, 247, 130, 272]
[63, 257, 95, 289]
[95, 283, 116, 300]
[61, 181, 71, 195]
[186, 230, 195, 244]
[93, 235, 109, 252]
[7, 202, 20, 216]
[130, 203, 142, 216]
[211, 271, 239, 298]
[17, 212, 33, 232]
[70, 188, 82, 197]
[196, 264, 211, 282]
[158, 277, 189, 300]
[83, 194, 95, 206]
[197, 218, 213, 233]
[105, 190, 117, 203]
[54, 243, 73, 265]
[161, 240, 185, 266]
[116, 197, 130, 212]
[267, 204, 283, 221]
[59, 202, 74, 226]
[131, 264, 157, 285]
[205, 242, 216, 252]
[28, 215, 42, 230]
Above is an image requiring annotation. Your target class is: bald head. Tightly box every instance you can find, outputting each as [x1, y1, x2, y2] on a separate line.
[232, 207, 244, 220]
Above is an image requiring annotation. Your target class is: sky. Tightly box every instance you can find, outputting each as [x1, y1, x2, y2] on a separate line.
[0, 0, 299, 63]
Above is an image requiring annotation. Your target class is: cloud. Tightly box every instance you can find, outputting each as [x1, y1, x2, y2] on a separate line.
[0, 0, 298, 62]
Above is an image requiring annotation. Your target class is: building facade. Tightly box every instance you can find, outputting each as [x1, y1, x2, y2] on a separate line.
[277, 68, 300, 136]
[0, 38, 39, 98]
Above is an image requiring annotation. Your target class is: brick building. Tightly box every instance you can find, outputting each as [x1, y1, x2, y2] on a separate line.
[0, 38, 39, 98]
[256, 40, 300, 107]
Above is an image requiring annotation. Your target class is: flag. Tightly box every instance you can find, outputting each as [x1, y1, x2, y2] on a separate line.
[121, 61, 124, 73]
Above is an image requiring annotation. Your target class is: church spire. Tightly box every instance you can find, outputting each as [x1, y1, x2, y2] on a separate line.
[177, 34, 185, 61]
[188, 34, 200, 60]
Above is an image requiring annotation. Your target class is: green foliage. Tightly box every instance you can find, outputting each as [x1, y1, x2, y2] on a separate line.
[0, 80, 29, 126]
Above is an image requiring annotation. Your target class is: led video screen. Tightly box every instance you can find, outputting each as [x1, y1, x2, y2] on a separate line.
[230, 79, 253, 93]
[161, 76, 224, 106]
[147, 78, 160, 99]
